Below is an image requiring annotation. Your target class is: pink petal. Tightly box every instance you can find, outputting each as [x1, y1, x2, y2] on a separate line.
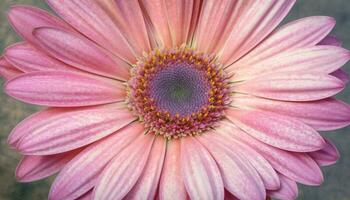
[198, 133, 266, 200]
[159, 140, 187, 200]
[219, 0, 295, 66]
[93, 134, 155, 200]
[232, 95, 350, 131]
[33, 27, 130, 81]
[231, 45, 350, 80]
[213, 127, 280, 190]
[126, 137, 166, 200]
[0, 57, 22, 80]
[268, 174, 298, 200]
[228, 16, 335, 72]
[164, 0, 194, 46]
[194, 1, 253, 54]
[4, 42, 77, 72]
[15, 103, 135, 155]
[16, 148, 82, 182]
[46, 0, 136, 62]
[221, 122, 324, 185]
[8, 108, 64, 148]
[186, 0, 202, 45]
[309, 138, 340, 166]
[331, 69, 349, 84]
[139, 0, 173, 48]
[100, 0, 151, 55]
[5, 71, 126, 107]
[233, 73, 344, 101]
[181, 137, 224, 200]
[49, 123, 144, 200]
[7, 5, 71, 46]
[226, 108, 325, 152]
[318, 35, 342, 46]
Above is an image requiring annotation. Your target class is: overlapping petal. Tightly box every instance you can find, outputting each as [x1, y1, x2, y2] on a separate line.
[181, 137, 224, 200]
[198, 132, 266, 200]
[5, 71, 126, 107]
[219, 0, 295, 65]
[7, 5, 71, 46]
[267, 174, 298, 200]
[158, 140, 188, 200]
[226, 108, 325, 152]
[13, 103, 135, 155]
[49, 123, 144, 200]
[33, 27, 130, 80]
[0, 57, 22, 80]
[228, 16, 335, 72]
[93, 134, 155, 200]
[309, 138, 340, 166]
[16, 148, 82, 182]
[4, 42, 77, 72]
[220, 122, 324, 185]
[47, 0, 137, 62]
[126, 137, 166, 200]
[233, 73, 344, 101]
[232, 95, 350, 131]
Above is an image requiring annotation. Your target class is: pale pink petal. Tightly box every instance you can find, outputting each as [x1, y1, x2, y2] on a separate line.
[198, 133, 266, 200]
[220, 121, 324, 185]
[212, 128, 280, 190]
[139, 0, 173, 48]
[7, 5, 71, 46]
[5, 71, 125, 107]
[126, 137, 166, 200]
[317, 35, 349, 83]
[194, 1, 253, 53]
[232, 95, 350, 131]
[233, 73, 344, 101]
[16, 148, 82, 182]
[93, 134, 155, 200]
[33, 27, 130, 81]
[228, 16, 335, 72]
[47, 0, 136, 62]
[49, 123, 144, 200]
[219, 0, 295, 65]
[97, 0, 151, 55]
[331, 69, 349, 83]
[309, 138, 340, 166]
[4, 42, 77, 72]
[164, 0, 194, 46]
[226, 108, 325, 152]
[268, 174, 298, 200]
[15, 103, 135, 155]
[8, 108, 64, 148]
[181, 137, 224, 200]
[159, 140, 187, 200]
[0, 57, 22, 80]
[231, 46, 350, 80]
[318, 35, 342, 46]
[186, 0, 202, 45]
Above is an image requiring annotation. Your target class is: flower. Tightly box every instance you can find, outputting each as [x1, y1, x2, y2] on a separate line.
[1, 0, 350, 199]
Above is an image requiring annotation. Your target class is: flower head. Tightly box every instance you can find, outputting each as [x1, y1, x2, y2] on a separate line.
[1, 1, 350, 200]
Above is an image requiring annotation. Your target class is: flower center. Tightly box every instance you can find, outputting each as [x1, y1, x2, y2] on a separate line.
[128, 47, 230, 139]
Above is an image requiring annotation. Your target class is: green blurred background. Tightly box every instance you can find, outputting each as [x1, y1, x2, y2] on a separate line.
[0, 0, 349, 199]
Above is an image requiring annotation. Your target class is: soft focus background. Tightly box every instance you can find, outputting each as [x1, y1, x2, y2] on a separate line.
[0, 1, 349, 199]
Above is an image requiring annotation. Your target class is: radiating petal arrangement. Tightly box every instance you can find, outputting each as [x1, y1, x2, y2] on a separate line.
[1, 1, 350, 200]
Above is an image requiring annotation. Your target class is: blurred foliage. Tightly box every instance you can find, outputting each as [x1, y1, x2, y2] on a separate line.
[0, 0, 350, 199]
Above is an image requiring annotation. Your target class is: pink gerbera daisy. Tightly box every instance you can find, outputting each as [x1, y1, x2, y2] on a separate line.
[1, 0, 350, 199]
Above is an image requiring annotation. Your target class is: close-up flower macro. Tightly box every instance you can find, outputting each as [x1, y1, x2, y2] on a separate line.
[1, 0, 350, 200]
